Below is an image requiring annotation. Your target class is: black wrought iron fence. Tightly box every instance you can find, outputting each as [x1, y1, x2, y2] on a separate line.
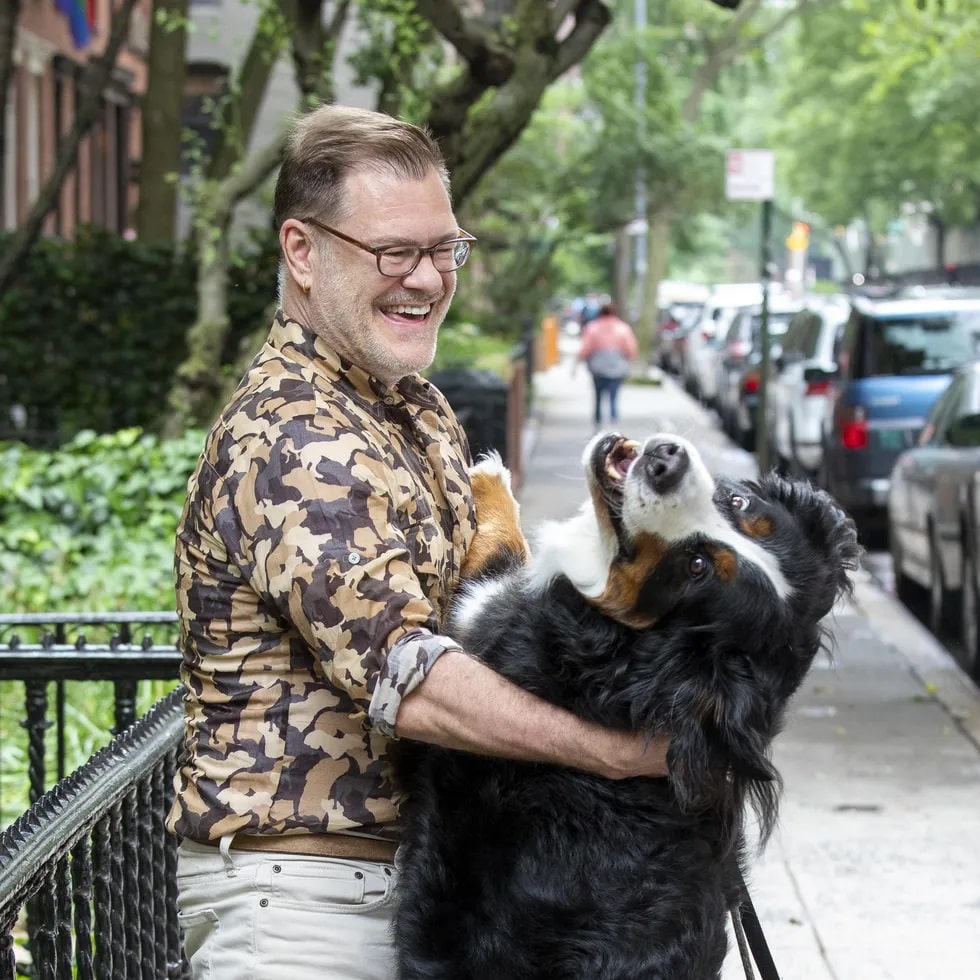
[0, 689, 188, 979]
[0, 613, 181, 813]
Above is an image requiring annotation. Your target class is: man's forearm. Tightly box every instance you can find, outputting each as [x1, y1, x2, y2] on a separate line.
[394, 649, 669, 780]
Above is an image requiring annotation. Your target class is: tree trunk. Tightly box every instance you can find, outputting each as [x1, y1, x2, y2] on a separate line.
[0, 0, 22, 205]
[163, 134, 289, 437]
[137, 0, 188, 241]
[0, 0, 139, 295]
[640, 207, 673, 367]
[930, 214, 946, 269]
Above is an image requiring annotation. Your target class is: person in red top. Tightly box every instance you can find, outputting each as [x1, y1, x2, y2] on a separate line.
[577, 302, 639, 426]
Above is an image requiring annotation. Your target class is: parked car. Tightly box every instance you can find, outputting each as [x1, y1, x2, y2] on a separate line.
[887, 360, 980, 656]
[963, 472, 980, 680]
[765, 297, 849, 477]
[658, 302, 702, 374]
[819, 288, 980, 532]
[683, 283, 763, 404]
[715, 299, 803, 450]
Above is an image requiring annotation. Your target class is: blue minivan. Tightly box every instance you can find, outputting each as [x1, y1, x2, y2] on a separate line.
[819, 288, 980, 529]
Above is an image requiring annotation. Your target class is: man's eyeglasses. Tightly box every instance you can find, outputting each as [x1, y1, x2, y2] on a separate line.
[302, 217, 476, 277]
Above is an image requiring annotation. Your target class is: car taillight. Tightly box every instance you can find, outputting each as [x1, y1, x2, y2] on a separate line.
[741, 371, 760, 395]
[805, 379, 833, 396]
[839, 407, 868, 450]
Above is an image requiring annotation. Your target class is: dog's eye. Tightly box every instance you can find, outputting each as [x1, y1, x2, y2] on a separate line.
[688, 555, 709, 579]
[731, 494, 751, 512]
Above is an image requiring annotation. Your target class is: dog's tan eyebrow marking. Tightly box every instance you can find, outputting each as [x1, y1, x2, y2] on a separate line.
[707, 545, 737, 582]
[737, 515, 775, 539]
[589, 533, 668, 628]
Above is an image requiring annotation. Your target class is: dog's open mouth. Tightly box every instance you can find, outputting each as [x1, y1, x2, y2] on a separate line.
[589, 435, 640, 510]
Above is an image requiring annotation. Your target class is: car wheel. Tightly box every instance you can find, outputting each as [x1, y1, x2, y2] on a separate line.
[927, 528, 958, 638]
[961, 545, 980, 681]
[816, 443, 831, 493]
[788, 425, 816, 481]
[890, 529, 920, 609]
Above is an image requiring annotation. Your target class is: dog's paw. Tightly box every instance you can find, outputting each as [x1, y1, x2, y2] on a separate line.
[470, 451, 511, 488]
[463, 453, 530, 580]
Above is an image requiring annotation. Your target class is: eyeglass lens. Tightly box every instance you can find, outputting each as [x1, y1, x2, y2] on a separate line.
[377, 240, 471, 276]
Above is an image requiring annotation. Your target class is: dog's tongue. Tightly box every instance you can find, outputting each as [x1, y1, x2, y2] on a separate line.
[608, 439, 640, 478]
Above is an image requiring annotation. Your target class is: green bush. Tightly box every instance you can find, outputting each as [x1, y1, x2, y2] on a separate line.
[0, 427, 204, 611]
[0, 226, 278, 446]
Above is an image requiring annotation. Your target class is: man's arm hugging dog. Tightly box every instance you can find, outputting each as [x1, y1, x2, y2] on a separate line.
[394, 432, 861, 980]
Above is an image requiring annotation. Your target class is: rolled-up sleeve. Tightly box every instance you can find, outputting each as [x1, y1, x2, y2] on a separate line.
[368, 629, 463, 737]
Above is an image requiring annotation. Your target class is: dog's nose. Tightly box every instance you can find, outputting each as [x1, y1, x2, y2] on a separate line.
[642, 441, 689, 493]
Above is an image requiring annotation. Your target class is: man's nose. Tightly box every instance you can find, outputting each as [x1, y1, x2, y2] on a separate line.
[401, 253, 450, 291]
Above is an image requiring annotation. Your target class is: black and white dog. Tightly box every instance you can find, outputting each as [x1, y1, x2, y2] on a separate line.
[395, 432, 860, 980]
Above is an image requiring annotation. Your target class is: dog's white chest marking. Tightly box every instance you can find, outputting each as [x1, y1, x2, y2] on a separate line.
[451, 578, 512, 633]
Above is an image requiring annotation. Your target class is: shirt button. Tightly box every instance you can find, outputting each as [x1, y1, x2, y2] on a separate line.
[347, 552, 361, 565]
[383, 395, 396, 406]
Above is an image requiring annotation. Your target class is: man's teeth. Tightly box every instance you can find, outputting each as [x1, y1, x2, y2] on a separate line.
[387, 304, 431, 316]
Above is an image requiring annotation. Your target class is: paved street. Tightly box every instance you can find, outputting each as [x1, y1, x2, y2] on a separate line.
[514, 355, 980, 979]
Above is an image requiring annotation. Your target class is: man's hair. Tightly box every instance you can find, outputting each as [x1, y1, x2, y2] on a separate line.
[273, 104, 450, 229]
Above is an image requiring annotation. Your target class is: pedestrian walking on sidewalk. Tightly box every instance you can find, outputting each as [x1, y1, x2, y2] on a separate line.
[577, 302, 639, 426]
[167, 103, 670, 980]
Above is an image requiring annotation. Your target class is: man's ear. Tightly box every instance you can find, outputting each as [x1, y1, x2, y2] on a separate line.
[280, 218, 315, 293]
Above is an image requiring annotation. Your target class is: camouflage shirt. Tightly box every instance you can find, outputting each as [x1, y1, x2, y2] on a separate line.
[167, 312, 476, 842]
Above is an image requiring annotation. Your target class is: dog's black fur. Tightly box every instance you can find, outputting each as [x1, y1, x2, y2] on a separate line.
[394, 434, 860, 980]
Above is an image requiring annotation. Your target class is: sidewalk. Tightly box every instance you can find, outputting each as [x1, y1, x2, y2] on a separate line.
[516, 358, 980, 980]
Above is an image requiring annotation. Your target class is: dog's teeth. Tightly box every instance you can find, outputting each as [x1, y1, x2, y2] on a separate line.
[606, 464, 622, 482]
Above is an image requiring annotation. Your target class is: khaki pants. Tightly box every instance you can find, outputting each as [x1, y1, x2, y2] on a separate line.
[176, 838, 399, 979]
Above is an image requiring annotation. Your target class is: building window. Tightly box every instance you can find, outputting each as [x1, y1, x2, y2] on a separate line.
[181, 61, 229, 174]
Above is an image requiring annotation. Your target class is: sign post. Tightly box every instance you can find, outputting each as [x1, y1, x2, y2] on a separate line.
[726, 150, 774, 473]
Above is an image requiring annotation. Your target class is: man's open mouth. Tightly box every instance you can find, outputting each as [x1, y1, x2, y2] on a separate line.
[383, 303, 432, 322]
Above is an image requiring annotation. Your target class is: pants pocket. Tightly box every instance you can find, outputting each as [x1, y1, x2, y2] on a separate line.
[177, 907, 218, 977]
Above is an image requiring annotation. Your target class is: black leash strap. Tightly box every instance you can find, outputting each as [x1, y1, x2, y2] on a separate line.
[731, 863, 781, 980]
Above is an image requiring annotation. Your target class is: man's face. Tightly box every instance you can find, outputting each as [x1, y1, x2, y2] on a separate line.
[307, 167, 459, 386]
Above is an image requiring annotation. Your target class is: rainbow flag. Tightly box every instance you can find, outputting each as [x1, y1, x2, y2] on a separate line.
[55, 0, 94, 50]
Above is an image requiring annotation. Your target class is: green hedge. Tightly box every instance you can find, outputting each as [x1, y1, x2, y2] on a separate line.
[0, 226, 278, 446]
[0, 427, 204, 612]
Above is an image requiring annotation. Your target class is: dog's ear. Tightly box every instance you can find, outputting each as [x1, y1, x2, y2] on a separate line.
[462, 453, 530, 581]
[756, 473, 862, 622]
[796, 482, 862, 622]
[667, 703, 782, 842]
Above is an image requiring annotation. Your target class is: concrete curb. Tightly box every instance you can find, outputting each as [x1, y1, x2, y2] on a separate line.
[852, 572, 980, 753]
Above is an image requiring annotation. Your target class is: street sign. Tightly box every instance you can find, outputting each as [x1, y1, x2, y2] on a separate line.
[725, 149, 774, 201]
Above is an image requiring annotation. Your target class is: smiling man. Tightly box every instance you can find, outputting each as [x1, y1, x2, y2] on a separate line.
[167, 104, 670, 980]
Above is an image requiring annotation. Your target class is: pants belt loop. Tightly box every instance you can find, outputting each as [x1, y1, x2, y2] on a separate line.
[219, 833, 238, 877]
